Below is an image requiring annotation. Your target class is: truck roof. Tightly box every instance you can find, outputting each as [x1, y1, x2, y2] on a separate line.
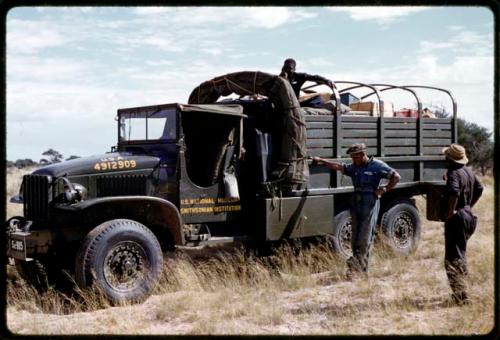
[117, 103, 246, 118]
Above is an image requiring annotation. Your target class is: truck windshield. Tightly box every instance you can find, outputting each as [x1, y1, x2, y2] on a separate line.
[119, 108, 176, 142]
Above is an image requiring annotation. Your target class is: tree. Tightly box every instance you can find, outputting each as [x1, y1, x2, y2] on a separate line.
[457, 118, 493, 176]
[429, 105, 493, 175]
[14, 159, 36, 168]
[42, 149, 63, 164]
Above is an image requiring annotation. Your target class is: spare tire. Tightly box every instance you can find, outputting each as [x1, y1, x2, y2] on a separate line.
[380, 201, 421, 256]
[75, 219, 163, 304]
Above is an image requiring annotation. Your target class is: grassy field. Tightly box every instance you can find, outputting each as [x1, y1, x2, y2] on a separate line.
[5, 168, 496, 335]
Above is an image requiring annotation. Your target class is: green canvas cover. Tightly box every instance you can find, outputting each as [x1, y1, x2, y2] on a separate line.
[188, 71, 309, 185]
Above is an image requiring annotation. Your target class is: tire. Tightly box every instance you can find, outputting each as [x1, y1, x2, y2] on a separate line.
[380, 201, 421, 256]
[328, 210, 353, 260]
[75, 219, 163, 304]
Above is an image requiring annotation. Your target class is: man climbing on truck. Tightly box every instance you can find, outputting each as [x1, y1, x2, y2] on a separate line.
[280, 58, 333, 98]
[313, 143, 401, 279]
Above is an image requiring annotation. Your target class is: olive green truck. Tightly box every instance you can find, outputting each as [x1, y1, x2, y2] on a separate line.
[6, 79, 455, 303]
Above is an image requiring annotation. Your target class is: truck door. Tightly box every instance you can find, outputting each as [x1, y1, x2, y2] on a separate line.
[177, 104, 245, 224]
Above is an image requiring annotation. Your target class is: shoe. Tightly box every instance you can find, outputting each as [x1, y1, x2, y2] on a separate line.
[345, 268, 367, 281]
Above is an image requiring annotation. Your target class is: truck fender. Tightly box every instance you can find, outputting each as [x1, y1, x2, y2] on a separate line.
[63, 196, 185, 246]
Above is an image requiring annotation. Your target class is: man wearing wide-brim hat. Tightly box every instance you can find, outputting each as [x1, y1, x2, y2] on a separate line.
[442, 143, 483, 305]
[313, 143, 401, 279]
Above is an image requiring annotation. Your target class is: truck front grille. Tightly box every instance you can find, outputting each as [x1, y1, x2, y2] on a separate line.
[23, 175, 51, 220]
[96, 174, 148, 197]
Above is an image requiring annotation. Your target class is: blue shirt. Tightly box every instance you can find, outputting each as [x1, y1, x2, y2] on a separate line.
[343, 157, 395, 194]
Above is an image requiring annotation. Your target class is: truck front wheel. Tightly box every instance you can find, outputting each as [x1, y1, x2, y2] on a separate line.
[380, 201, 421, 256]
[75, 219, 163, 304]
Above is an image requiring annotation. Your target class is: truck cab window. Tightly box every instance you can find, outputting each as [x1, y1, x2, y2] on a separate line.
[119, 108, 176, 142]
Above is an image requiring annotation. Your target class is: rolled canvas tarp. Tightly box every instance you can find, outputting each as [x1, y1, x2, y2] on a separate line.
[188, 71, 309, 185]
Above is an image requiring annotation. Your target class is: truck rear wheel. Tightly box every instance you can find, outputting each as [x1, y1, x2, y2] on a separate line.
[75, 219, 163, 304]
[380, 201, 421, 256]
[329, 210, 353, 259]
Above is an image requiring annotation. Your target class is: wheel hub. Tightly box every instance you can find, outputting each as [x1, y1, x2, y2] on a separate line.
[104, 241, 148, 292]
[393, 212, 414, 248]
[339, 220, 353, 257]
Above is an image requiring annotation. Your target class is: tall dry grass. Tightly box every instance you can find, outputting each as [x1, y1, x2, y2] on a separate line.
[5, 168, 496, 335]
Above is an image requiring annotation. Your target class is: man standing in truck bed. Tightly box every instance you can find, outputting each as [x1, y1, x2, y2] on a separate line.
[280, 58, 333, 98]
[313, 143, 401, 279]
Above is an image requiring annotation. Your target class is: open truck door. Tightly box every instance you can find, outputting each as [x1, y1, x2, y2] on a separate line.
[177, 104, 246, 228]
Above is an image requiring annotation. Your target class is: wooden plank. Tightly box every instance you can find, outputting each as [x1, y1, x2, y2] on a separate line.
[307, 139, 333, 148]
[343, 130, 378, 138]
[423, 146, 447, 155]
[423, 117, 452, 123]
[385, 130, 417, 138]
[341, 122, 378, 129]
[341, 116, 378, 123]
[305, 115, 334, 122]
[307, 122, 334, 129]
[383, 123, 417, 130]
[307, 129, 333, 138]
[423, 123, 452, 130]
[308, 148, 334, 157]
[384, 117, 417, 123]
[423, 130, 452, 138]
[384, 138, 417, 146]
[384, 147, 417, 155]
[340, 139, 377, 147]
[422, 138, 452, 146]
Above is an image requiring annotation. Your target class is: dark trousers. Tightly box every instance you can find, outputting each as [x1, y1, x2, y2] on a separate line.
[444, 206, 477, 300]
[348, 194, 380, 273]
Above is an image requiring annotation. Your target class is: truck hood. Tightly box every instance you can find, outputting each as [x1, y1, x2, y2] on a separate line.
[33, 152, 160, 177]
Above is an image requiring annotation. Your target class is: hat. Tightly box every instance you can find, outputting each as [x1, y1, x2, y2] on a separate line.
[346, 143, 367, 155]
[442, 143, 468, 164]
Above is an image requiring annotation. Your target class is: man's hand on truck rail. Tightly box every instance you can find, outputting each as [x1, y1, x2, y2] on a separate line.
[311, 156, 344, 172]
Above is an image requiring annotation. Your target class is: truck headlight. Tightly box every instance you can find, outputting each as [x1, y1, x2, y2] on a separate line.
[73, 183, 88, 201]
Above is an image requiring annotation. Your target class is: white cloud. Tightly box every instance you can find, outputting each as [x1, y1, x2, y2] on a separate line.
[327, 6, 430, 25]
[8, 56, 89, 82]
[135, 6, 316, 29]
[420, 41, 455, 52]
[7, 19, 69, 54]
[244, 7, 317, 29]
[135, 7, 173, 15]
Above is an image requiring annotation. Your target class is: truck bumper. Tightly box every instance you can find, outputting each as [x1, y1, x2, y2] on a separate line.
[6, 229, 52, 261]
[7, 231, 32, 260]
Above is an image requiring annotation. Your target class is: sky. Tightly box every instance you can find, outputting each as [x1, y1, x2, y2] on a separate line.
[6, 6, 495, 162]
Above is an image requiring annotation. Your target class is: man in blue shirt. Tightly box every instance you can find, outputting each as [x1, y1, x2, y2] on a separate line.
[313, 143, 401, 279]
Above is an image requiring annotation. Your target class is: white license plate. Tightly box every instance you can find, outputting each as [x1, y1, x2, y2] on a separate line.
[10, 239, 24, 252]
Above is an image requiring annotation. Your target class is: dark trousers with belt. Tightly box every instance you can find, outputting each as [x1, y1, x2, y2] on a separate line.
[444, 206, 477, 301]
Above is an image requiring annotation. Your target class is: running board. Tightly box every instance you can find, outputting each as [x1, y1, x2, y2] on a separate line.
[183, 236, 247, 247]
